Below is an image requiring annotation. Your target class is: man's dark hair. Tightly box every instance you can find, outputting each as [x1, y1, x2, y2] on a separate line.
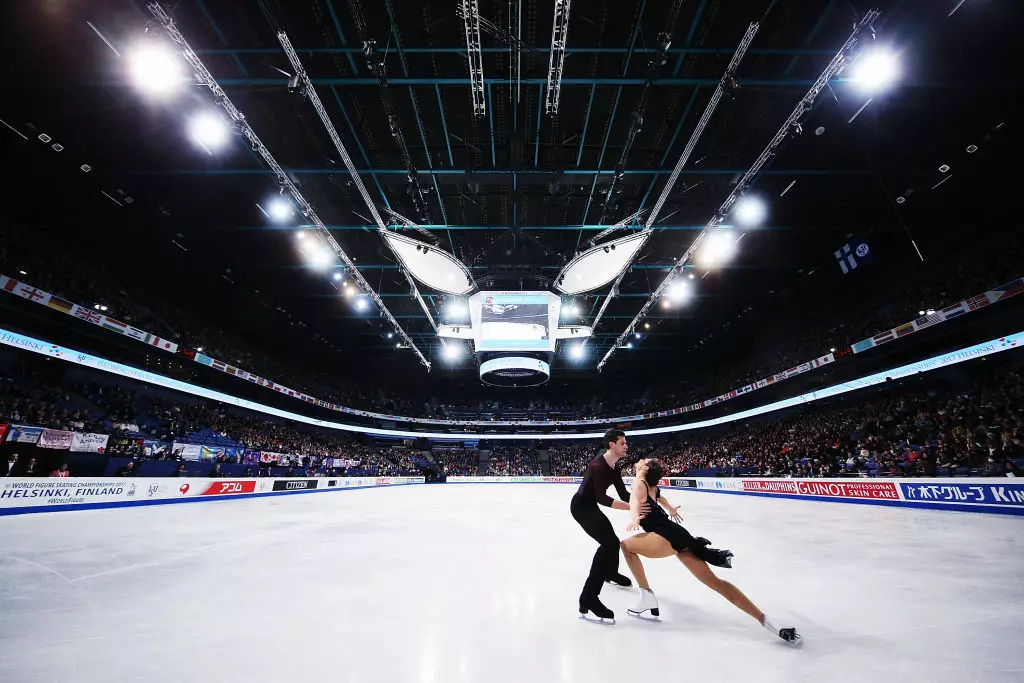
[603, 428, 625, 449]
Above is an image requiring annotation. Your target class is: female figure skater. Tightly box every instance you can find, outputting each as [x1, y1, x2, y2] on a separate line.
[620, 459, 800, 643]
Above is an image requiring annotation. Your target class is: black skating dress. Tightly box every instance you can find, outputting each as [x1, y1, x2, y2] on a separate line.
[637, 480, 734, 569]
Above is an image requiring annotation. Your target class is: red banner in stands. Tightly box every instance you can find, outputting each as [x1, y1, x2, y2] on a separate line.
[199, 481, 257, 496]
[797, 481, 898, 500]
[743, 480, 799, 493]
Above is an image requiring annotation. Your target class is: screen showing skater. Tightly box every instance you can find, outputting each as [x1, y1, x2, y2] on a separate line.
[478, 292, 552, 351]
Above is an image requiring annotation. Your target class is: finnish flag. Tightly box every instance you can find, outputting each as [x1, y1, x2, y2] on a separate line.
[835, 239, 870, 274]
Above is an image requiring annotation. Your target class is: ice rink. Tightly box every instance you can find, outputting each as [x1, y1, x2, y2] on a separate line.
[1, 483, 1022, 683]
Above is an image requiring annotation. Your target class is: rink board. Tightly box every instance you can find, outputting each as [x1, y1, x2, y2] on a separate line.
[449, 476, 1024, 516]
[0, 475, 425, 515]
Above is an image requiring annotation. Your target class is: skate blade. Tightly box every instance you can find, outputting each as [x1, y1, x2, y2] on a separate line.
[627, 609, 661, 621]
[579, 614, 616, 626]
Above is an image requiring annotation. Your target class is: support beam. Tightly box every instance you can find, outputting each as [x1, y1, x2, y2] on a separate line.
[278, 30, 440, 340]
[460, 0, 486, 116]
[544, 0, 572, 114]
[588, 22, 759, 336]
[144, 4, 434, 368]
[598, 8, 884, 370]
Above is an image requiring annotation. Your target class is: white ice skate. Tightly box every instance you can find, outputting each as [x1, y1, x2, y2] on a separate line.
[627, 588, 660, 619]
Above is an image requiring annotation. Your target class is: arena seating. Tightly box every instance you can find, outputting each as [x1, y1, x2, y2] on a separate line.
[3, 221, 1022, 422]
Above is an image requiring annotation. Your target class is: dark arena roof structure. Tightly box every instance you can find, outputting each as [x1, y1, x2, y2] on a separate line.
[0, 0, 1022, 396]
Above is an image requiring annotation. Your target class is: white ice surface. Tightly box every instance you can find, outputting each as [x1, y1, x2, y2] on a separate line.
[1, 484, 1022, 683]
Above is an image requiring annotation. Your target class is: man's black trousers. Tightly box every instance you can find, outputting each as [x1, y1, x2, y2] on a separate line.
[570, 494, 620, 602]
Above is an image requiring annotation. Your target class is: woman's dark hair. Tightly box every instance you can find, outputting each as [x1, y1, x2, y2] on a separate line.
[644, 460, 664, 487]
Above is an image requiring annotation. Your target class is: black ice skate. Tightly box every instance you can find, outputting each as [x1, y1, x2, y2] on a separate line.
[579, 596, 615, 623]
[605, 572, 632, 588]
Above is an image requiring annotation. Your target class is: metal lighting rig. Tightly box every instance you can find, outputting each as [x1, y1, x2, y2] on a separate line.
[144, 4, 431, 368]
[598, 9, 883, 370]
[346, 0, 430, 223]
[460, 0, 486, 116]
[586, 22, 760, 335]
[544, 0, 572, 114]
[277, 31, 441, 340]
[596, 0, 685, 226]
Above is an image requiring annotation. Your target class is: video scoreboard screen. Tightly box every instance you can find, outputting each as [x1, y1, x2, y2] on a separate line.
[469, 291, 561, 353]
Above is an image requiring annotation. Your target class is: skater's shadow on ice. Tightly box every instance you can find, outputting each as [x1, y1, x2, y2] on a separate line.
[642, 597, 752, 639]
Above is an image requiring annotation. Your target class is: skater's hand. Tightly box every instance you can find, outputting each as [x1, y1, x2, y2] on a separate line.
[639, 500, 650, 517]
[626, 516, 642, 532]
[668, 506, 683, 523]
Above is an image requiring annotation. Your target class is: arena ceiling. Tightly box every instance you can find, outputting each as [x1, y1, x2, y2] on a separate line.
[0, 0, 1021, 386]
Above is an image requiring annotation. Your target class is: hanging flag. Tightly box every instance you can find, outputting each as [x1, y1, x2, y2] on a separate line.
[124, 326, 148, 341]
[2, 278, 52, 305]
[100, 316, 126, 334]
[46, 296, 74, 314]
[834, 237, 871, 274]
[148, 336, 178, 352]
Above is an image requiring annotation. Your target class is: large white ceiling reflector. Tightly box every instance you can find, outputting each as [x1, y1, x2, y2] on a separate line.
[381, 232, 474, 295]
[555, 231, 651, 296]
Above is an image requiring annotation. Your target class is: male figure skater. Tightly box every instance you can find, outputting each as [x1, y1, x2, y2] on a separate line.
[570, 428, 647, 620]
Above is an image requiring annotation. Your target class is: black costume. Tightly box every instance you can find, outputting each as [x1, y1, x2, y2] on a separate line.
[570, 455, 631, 609]
[638, 480, 733, 568]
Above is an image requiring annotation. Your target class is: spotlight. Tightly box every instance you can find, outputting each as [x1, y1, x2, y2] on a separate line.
[688, 273, 695, 279]
[447, 301, 468, 318]
[634, 333, 642, 340]
[197, 347, 203, 352]
[644, 322, 650, 330]
[830, 347, 836, 353]
[849, 47, 900, 93]
[100, 305, 108, 312]
[443, 343, 461, 361]
[267, 197, 294, 222]
[187, 111, 230, 153]
[696, 229, 738, 269]
[927, 309, 935, 315]
[733, 195, 767, 227]
[626, 342, 633, 349]
[306, 243, 335, 270]
[127, 42, 186, 98]
[667, 279, 694, 304]
[570, 344, 585, 361]
[387, 332, 394, 339]
[571, 304, 579, 316]
[333, 272, 342, 282]
[919, 310, 925, 316]
[296, 231, 307, 241]
[343, 285, 356, 298]
[355, 296, 369, 312]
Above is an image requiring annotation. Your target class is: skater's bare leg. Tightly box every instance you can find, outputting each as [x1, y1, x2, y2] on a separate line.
[676, 551, 764, 624]
[620, 543, 650, 591]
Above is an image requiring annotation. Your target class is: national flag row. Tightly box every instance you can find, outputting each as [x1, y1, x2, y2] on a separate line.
[849, 277, 1024, 354]
[4, 271, 1022, 429]
[1, 275, 177, 352]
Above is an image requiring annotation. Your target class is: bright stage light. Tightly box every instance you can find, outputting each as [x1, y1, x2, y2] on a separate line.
[625, 342, 633, 349]
[447, 301, 468, 318]
[305, 242, 335, 270]
[127, 42, 186, 98]
[667, 279, 694, 304]
[733, 195, 767, 227]
[354, 296, 369, 312]
[850, 47, 900, 93]
[332, 272, 342, 282]
[343, 285, 356, 298]
[267, 197, 294, 222]
[570, 344, 585, 361]
[443, 343, 462, 361]
[696, 229, 738, 269]
[188, 111, 230, 153]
